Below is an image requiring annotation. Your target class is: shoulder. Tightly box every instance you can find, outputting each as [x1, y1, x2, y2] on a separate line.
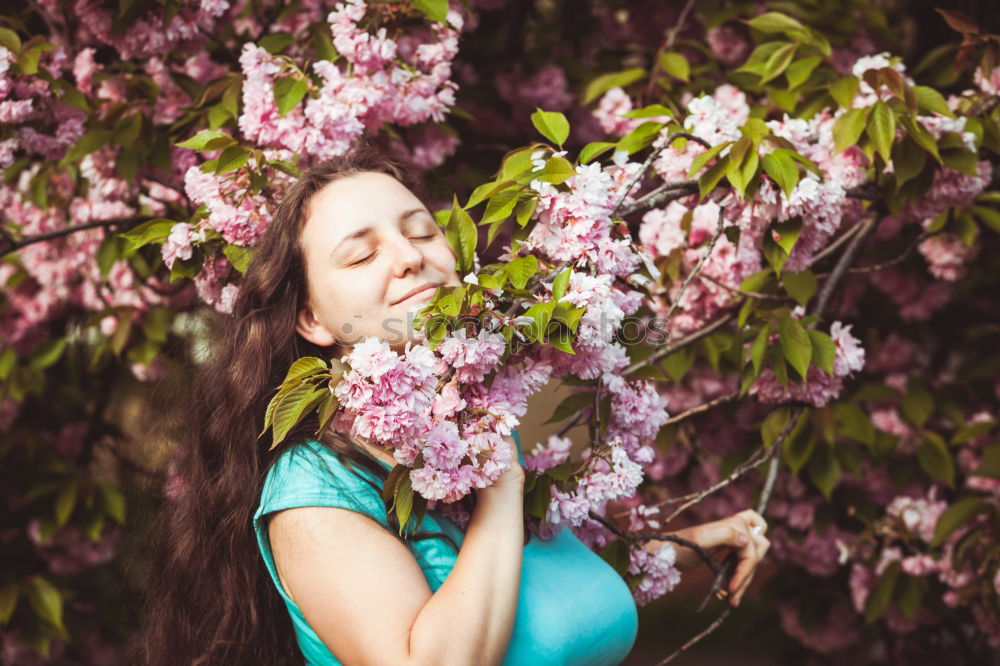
[256, 439, 387, 527]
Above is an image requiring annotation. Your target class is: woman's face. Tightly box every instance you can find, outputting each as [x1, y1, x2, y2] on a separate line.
[296, 171, 461, 353]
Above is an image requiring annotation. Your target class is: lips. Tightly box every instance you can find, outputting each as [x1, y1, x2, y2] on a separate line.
[393, 282, 441, 305]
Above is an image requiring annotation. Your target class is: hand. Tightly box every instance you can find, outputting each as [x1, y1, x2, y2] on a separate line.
[478, 435, 525, 495]
[664, 509, 770, 607]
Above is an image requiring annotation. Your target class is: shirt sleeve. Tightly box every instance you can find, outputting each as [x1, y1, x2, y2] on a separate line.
[256, 440, 389, 528]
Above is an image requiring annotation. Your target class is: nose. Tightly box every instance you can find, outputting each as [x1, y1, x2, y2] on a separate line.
[389, 232, 425, 278]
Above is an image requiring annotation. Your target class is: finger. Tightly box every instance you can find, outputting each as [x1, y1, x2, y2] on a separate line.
[697, 521, 752, 551]
[733, 535, 770, 606]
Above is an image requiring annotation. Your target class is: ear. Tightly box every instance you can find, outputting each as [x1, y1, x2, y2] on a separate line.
[295, 304, 336, 347]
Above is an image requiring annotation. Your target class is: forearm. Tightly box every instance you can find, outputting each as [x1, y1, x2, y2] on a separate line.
[406, 488, 524, 666]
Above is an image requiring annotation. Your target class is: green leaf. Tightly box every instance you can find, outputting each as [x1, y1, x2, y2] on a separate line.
[26, 577, 63, 631]
[505, 256, 538, 289]
[916, 436, 954, 488]
[867, 101, 896, 163]
[899, 115, 941, 163]
[973, 205, 1000, 233]
[739, 267, 774, 294]
[783, 429, 815, 476]
[543, 390, 595, 424]
[524, 300, 556, 342]
[282, 357, 328, 385]
[760, 43, 797, 84]
[0, 27, 21, 54]
[392, 476, 415, 535]
[259, 32, 293, 54]
[697, 156, 729, 198]
[621, 104, 672, 119]
[615, 121, 662, 156]
[750, 323, 771, 377]
[900, 385, 933, 427]
[744, 12, 807, 34]
[223, 243, 254, 274]
[782, 269, 816, 306]
[662, 347, 694, 383]
[0, 583, 17, 625]
[273, 76, 309, 117]
[29, 338, 66, 370]
[411, 0, 448, 23]
[807, 330, 836, 376]
[785, 56, 821, 90]
[215, 145, 249, 174]
[762, 149, 800, 198]
[865, 560, 900, 624]
[579, 141, 616, 164]
[551, 267, 572, 301]
[834, 402, 875, 446]
[659, 52, 689, 82]
[772, 217, 802, 256]
[63, 129, 113, 164]
[0, 347, 15, 381]
[537, 156, 576, 184]
[96, 480, 126, 524]
[911, 86, 954, 118]
[892, 138, 928, 190]
[779, 314, 812, 381]
[531, 109, 570, 146]
[582, 68, 645, 105]
[599, 540, 630, 578]
[446, 202, 477, 274]
[176, 129, 235, 151]
[54, 480, 78, 528]
[112, 112, 143, 147]
[932, 497, 992, 547]
[761, 407, 791, 449]
[687, 141, 731, 177]
[270, 384, 322, 449]
[832, 108, 869, 154]
[120, 218, 175, 255]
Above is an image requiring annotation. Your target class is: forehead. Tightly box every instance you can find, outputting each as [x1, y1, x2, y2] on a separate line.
[303, 171, 422, 240]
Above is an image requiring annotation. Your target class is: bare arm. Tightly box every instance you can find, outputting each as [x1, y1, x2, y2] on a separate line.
[268, 436, 525, 666]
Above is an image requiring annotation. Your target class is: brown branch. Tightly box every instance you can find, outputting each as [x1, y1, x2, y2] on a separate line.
[643, 0, 698, 102]
[619, 180, 698, 217]
[612, 137, 705, 218]
[808, 218, 864, 265]
[651, 406, 803, 665]
[812, 215, 876, 318]
[698, 272, 786, 302]
[661, 389, 739, 427]
[1, 217, 151, 259]
[625, 310, 734, 376]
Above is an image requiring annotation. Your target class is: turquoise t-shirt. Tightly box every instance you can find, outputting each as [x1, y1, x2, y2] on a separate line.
[253, 431, 638, 665]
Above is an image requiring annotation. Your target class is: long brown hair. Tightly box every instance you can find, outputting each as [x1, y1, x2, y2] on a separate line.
[134, 146, 458, 665]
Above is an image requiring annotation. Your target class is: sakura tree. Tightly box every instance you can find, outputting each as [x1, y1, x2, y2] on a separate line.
[1, 0, 999, 663]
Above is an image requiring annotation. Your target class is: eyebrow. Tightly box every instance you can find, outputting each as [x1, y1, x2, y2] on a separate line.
[329, 208, 429, 260]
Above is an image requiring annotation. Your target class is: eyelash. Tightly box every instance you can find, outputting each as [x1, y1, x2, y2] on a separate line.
[349, 235, 436, 266]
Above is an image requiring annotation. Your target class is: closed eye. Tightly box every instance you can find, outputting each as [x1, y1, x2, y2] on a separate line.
[349, 252, 375, 266]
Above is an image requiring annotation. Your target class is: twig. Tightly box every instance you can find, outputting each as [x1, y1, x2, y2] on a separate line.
[698, 272, 786, 302]
[812, 216, 876, 318]
[619, 180, 698, 217]
[656, 608, 732, 665]
[625, 311, 734, 376]
[612, 138, 705, 218]
[652, 407, 802, 665]
[644, 0, 698, 102]
[807, 219, 864, 265]
[587, 510, 722, 580]
[661, 389, 739, 427]
[1, 217, 151, 259]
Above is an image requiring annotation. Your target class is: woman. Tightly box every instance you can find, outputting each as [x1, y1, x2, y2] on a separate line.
[136, 147, 770, 665]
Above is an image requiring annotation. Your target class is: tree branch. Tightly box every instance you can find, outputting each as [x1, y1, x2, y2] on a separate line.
[1, 217, 152, 260]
